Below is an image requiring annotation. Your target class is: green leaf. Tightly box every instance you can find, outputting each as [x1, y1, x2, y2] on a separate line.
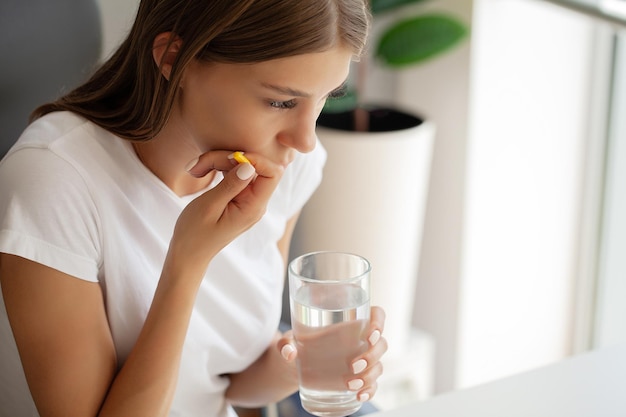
[370, 0, 429, 14]
[376, 14, 467, 67]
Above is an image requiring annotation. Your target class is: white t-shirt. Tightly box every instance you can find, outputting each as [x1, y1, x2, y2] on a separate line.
[0, 112, 326, 417]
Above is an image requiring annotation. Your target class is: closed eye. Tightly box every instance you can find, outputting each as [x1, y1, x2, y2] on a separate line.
[269, 99, 297, 109]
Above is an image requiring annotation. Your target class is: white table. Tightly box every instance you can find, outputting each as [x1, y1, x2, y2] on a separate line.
[370, 344, 626, 417]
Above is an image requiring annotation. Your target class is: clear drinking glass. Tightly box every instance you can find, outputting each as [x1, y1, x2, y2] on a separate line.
[288, 251, 371, 417]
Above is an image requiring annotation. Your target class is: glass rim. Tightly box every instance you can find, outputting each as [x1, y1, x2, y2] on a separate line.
[288, 251, 371, 284]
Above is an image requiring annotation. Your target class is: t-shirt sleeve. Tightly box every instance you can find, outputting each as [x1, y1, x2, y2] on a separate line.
[0, 147, 101, 281]
[283, 140, 327, 219]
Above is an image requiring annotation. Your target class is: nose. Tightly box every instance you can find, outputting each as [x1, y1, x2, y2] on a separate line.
[278, 111, 318, 153]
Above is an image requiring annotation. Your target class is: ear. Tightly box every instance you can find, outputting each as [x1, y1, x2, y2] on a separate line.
[152, 32, 183, 81]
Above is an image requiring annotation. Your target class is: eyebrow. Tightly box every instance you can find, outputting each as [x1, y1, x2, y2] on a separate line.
[261, 83, 311, 98]
[260, 81, 347, 99]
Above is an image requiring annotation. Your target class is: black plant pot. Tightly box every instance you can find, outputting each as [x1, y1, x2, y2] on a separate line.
[317, 107, 424, 133]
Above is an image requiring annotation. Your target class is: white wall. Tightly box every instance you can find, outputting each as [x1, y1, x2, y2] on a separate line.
[594, 31, 626, 349]
[458, 0, 596, 387]
[391, 0, 473, 394]
[393, 0, 600, 392]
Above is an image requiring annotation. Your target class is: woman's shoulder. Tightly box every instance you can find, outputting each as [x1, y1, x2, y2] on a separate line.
[0, 112, 132, 216]
[8, 111, 93, 152]
[2, 111, 131, 184]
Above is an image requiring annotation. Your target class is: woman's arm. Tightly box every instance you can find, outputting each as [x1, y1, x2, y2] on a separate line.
[225, 331, 299, 408]
[1, 252, 203, 417]
[1, 254, 117, 417]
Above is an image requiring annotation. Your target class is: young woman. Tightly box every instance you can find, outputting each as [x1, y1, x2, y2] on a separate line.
[0, 1, 387, 416]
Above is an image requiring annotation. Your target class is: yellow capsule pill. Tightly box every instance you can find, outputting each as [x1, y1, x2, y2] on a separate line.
[232, 151, 251, 164]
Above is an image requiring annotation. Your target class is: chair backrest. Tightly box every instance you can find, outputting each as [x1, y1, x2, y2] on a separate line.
[0, 0, 102, 157]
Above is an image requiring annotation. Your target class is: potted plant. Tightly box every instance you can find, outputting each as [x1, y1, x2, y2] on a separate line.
[321, 0, 467, 129]
[291, 0, 468, 393]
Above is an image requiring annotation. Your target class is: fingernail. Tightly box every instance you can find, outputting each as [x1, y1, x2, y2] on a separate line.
[185, 157, 199, 172]
[352, 359, 367, 374]
[348, 379, 364, 391]
[369, 330, 381, 346]
[359, 393, 370, 402]
[236, 163, 255, 180]
[281, 344, 295, 361]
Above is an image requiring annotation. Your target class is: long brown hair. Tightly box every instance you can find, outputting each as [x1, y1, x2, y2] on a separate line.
[31, 0, 370, 141]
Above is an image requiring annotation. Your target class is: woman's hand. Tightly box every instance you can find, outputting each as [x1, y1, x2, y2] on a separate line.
[168, 151, 285, 274]
[347, 305, 387, 402]
[277, 306, 388, 403]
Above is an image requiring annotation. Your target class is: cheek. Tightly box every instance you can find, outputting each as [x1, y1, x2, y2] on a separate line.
[178, 82, 280, 149]
[191, 102, 276, 149]
[179, 91, 237, 134]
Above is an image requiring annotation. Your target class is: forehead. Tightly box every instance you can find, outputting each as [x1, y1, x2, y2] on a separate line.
[193, 46, 354, 96]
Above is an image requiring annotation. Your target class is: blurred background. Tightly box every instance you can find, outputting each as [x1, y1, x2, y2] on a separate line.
[2, 0, 625, 411]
